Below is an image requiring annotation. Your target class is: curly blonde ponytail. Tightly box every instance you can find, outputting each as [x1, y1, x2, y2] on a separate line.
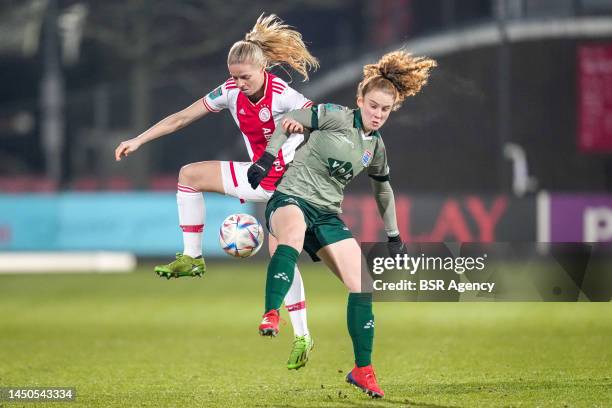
[227, 13, 319, 81]
[358, 50, 436, 110]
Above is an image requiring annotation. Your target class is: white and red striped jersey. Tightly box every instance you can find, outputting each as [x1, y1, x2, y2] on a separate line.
[202, 72, 313, 191]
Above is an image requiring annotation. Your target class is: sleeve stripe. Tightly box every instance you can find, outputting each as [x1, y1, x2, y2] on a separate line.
[310, 105, 318, 130]
[369, 173, 390, 182]
[202, 97, 220, 113]
[302, 101, 313, 108]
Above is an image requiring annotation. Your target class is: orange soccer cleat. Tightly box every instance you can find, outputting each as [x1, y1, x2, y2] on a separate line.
[346, 364, 385, 398]
[258, 309, 280, 337]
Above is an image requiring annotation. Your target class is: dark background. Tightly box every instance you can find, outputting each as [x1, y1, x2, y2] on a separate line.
[1, 0, 612, 193]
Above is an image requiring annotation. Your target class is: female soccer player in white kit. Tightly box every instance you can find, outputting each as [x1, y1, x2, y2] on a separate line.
[114, 14, 316, 370]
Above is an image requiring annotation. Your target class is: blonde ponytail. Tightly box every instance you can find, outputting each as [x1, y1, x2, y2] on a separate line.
[227, 13, 319, 81]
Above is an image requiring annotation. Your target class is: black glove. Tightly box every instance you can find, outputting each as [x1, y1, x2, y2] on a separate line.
[247, 152, 275, 189]
[387, 234, 406, 258]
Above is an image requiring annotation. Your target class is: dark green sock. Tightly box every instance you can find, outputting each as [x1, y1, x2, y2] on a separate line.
[347, 292, 374, 367]
[265, 244, 299, 312]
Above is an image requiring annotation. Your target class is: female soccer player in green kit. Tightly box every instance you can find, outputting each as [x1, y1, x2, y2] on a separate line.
[248, 50, 436, 398]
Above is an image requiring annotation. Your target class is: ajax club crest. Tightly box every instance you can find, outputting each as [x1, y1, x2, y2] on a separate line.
[258, 107, 271, 122]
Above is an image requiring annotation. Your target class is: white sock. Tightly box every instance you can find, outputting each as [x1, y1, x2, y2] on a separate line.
[177, 183, 204, 258]
[284, 265, 309, 337]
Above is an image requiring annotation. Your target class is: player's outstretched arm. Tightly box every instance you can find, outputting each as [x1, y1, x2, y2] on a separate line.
[265, 108, 313, 157]
[114, 99, 209, 161]
[246, 108, 312, 189]
[370, 177, 406, 256]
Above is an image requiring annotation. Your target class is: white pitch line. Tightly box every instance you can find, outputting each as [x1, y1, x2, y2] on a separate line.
[0, 252, 136, 273]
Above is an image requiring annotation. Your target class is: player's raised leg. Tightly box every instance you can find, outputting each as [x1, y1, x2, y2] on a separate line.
[259, 205, 306, 337]
[318, 239, 384, 398]
[155, 161, 224, 279]
[269, 234, 313, 369]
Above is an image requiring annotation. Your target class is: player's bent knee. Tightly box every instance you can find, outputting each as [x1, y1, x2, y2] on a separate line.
[178, 163, 200, 188]
[178, 161, 222, 192]
[275, 226, 305, 251]
[267, 234, 278, 256]
[274, 226, 305, 251]
[270, 206, 306, 251]
[345, 278, 363, 293]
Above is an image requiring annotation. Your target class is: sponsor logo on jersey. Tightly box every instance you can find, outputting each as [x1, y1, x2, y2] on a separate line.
[239, 108, 246, 115]
[339, 135, 355, 148]
[262, 127, 273, 141]
[327, 158, 353, 185]
[361, 150, 372, 166]
[258, 107, 271, 122]
[208, 86, 223, 100]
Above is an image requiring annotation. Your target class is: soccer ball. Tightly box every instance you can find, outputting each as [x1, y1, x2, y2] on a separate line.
[219, 213, 265, 258]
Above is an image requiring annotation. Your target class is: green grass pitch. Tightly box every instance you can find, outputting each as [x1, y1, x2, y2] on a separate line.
[1, 261, 611, 407]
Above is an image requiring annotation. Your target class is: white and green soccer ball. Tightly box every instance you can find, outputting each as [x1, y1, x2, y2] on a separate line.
[219, 213, 264, 258]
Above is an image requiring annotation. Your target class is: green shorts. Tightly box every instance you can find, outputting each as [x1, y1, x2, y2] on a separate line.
[265, 191, 353, 262]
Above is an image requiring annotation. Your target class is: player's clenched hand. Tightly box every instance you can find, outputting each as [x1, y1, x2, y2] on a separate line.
[282, 118, 303, 134]
[247, 152, 275, 189]
[115, 138, 142, 161]
[387, 235, 407, 258]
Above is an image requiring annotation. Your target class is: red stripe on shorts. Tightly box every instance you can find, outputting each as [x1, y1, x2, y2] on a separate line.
[229, 161, 245, 204]
[229, 161, 238, 187]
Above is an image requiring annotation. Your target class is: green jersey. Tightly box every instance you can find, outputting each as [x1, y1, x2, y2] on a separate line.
[265, 104, 390, 213]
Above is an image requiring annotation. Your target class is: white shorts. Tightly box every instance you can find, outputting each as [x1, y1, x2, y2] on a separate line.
[220, 161, 274, 203]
